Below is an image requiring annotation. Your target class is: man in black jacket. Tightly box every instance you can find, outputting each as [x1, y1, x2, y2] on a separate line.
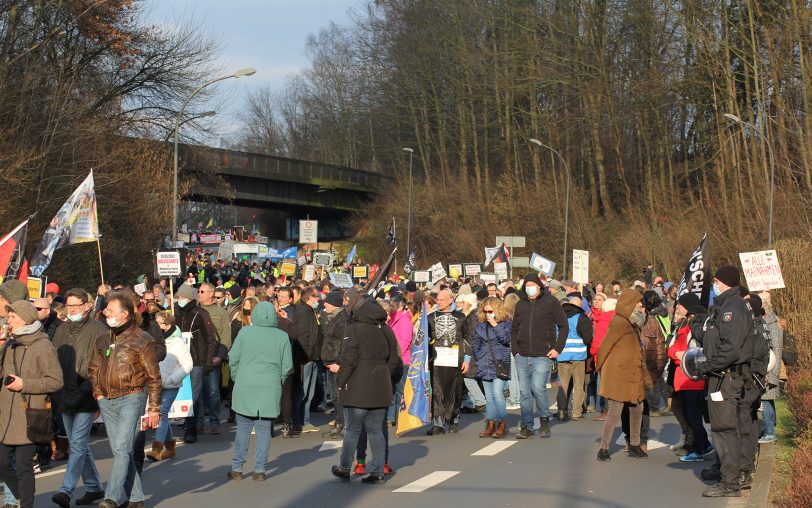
[293, 287, 323, 433]
[510, 273, 569, 439]
[51, 288, 108, 508]
[320, 291, 349, 438]
[174, 284, 218, 444]
[427, 289, 471, 435]
[696, 266, 754, 498]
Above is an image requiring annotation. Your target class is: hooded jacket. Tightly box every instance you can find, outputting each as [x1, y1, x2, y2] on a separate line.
[173, 300, 217, 367]
[337, 299, 403, 408]
[471, 320, 512, 381]
[510, 290, 569, 357]
[53, 313, 109, 413]
[229, 302, 292, 418]
[597, 290, 646, 404]
[0, 325, 63, 445]
[160, 326, 194, 389]
[320, 308, 349, 364]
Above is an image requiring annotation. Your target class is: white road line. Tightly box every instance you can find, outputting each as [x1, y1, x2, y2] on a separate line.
[36, 468, 66, 479]
[319, 440, 342, 451]
[471, 441, 516, 456]
[615, 436, 668, 450]
[393, 471, 460, 493]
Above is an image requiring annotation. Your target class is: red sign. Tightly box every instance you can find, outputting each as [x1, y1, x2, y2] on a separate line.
[199, 234, 221, 244]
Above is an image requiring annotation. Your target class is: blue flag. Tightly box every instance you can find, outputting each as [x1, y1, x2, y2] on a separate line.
[396, 301, 431, 435]
[347, 244, 357, 264]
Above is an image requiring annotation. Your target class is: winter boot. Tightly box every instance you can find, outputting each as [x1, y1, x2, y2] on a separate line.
[54, 436, 69, 461]
[162, 439, 177, 459]
[146, 441, 164, 462]
[492, 420, 508, 439]
[479, 420, 496, 438]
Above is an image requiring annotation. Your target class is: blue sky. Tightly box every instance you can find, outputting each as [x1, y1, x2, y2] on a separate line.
[143, 0, 362, 142]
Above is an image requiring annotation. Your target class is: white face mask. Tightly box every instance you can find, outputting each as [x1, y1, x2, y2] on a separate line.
[177, 299, 190, 308]
[526, 285, 540, 297]
[485, 312, 495, 319]
[106, 317, 119, 328]
[67, 313, 84, 322]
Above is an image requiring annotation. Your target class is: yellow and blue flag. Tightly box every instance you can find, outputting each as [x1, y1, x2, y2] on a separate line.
[397, 301, 431, 436]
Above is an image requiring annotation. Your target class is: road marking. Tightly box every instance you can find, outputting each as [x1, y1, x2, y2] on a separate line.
[615, 436, 668, 450]
[36, 468, 66, 479]
[471, 441, 516, 456]
[319, 440, 342, 451]
[393, 471, 460, 493]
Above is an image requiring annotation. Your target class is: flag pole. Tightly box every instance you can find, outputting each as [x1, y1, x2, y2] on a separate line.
[92, 170, 105, 286]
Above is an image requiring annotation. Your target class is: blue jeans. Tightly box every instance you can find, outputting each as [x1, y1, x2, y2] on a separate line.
[200, 368, 221, 428]
[155, 387, 180, 442]
[507, 355, 521, 404]
[98, 393, 146, 504]
[231, 414, 273, 474]
[341, 408, 386, 475]
[464, 378, 486, 408]
[514, 354, 553, 427]
[387, 363, 408, 422]
[2, 483, 16, 506]
[482, 378, 508, 420]
[761, 400, 776, 438]
[185, 366, 204, 430]
[59, 412, 103, 497]
[301, 362, 318, 425]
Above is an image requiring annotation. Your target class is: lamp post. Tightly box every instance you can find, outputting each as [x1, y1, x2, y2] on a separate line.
[530, 138, 571, 278]
[164, 111, 216, 143]
[402, 147, 414, 262]
[173, 67, 256, 241]
[723, 113, 776, 247]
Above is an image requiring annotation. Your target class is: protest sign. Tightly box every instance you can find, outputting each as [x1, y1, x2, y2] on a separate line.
[280, 261, 297, 276]
[303, 264, 316, 282]
[572, 249, 589, 284]
[739, 250, 785, 291]
[494, 262, 508, 281]
[352, 265, 369, 279]
[429, 262, 447, 282]
[529, 252, 556, 277]
[413, 271, 430, 283]
[329, 272, 354, 288]
[464, 263, 481, 276]
[479, 272, 497, 284]
[449, 264, 462, 279]
[156, 251, 182, 277]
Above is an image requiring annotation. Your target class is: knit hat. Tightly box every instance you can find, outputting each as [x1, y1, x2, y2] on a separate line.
[642, 290, 662, 312]
[0, 279, 28, 304]
[227, 285, 241, 300]
[677, 292, 705, 315]
[324, 291, 344, 308]
[595, 292, 607, 301]
[5, 300, 38, 325]
[562, 279, 577, 289]
[475, 288, 489, 301]
[176, 284, 196, 301]
[714, 265, 741, 288]
[405, 280, 417, 292]
[458, 284, 472, 296]
[546, 279, 563, 290]
[603, 298, 618, 312]
[460, 293, 478, 308]
[524, 273, 542, 287]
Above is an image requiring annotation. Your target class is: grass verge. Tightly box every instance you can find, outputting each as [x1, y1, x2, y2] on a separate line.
[768, 397, 794, 506]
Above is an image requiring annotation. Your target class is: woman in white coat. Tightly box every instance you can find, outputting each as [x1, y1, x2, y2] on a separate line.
[147, 311, 193, 461]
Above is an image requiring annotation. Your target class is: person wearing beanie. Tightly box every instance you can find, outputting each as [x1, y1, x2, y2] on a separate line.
[690, 266, 754, 498]
[173, 284, 219, 444]
[511, 273, 569, 439]
[0, 279, 30, 329]
[0, 300, 63, 508]
[320, 290, 349, 439]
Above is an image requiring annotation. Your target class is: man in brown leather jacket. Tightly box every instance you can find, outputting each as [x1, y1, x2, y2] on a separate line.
[88, 292, 161, 508]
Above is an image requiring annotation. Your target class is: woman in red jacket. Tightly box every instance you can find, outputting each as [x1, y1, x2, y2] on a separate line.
[667, 293, 713, 463]
[590, 295, 615, 421]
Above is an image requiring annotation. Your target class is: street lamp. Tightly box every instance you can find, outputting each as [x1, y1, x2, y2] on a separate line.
[402, 147, 414, 262]
[173, 68, 256, 241]
[530, 138, 571, 278]
[163, 111, 216, 143]
[723, 113, 776, 247]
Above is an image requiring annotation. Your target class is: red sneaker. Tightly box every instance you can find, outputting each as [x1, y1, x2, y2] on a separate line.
[384, 463, 394, 475]
[353, 461, 365, 475]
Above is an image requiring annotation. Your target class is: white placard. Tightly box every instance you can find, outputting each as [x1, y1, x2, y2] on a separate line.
[303, 265, 316, 282]
[434, 347, 459, 367]
[464, 264, 481, 276]
[494, 262, 508, 281]
[430, 262, 447, 282]
[413, 271, 430, 283]
[328, 272, 354, 288]
[739, 250, 785, 291]
[572, 249, 589, 284]
[479, 272, 497, 284]
[299, 220, 318, 244]
[529, 253, 556, 277]
[156, 251, 182, 276]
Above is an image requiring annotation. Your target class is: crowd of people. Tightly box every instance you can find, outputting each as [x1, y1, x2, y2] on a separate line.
[0, 252, 787, 506]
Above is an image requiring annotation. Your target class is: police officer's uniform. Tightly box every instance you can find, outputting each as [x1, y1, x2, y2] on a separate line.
[698, 280, 753, 497]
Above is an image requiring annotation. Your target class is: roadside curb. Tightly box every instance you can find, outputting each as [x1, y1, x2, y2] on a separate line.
[732, 442, 774, 508]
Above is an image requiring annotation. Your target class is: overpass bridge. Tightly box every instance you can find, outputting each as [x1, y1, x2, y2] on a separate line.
[179, 144, 390, 214]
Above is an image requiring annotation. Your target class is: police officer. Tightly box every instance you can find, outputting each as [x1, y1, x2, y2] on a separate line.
[695, 266, 753, 498]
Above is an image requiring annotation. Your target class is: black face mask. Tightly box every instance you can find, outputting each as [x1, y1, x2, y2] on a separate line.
[243, 309, 252, 316]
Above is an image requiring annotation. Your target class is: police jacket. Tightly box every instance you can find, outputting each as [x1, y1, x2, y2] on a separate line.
[702, 288, 753, 373]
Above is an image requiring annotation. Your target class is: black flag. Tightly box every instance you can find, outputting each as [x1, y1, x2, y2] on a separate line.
[385, 218, 396, 245]
[348, 247, 397, 318]
[403, 249, 416, 274]
[675, 233, 711, 308]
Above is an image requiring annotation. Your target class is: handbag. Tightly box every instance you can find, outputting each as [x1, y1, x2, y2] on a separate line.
[486, 326, 510, 381]
[12, 344, 54, 445]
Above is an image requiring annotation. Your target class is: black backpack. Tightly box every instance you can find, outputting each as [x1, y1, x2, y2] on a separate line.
[782, 333, 798, 366]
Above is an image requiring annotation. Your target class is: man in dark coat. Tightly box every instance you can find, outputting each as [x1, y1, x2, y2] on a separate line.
[173, 284, 218, 444]
[293, 287, 323, 433]
[320, 291, 349, 438]
[427, 289, 471, 435]
[51, 289, 109, 507]
[331, 298, 402, 484]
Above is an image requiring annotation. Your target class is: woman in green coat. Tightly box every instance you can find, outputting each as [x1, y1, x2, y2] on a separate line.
[228, 302, 293, 480]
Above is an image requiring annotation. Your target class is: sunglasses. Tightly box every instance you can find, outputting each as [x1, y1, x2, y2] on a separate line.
[35, 307, 50, 311]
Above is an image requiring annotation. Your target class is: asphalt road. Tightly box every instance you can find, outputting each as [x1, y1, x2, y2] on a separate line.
[28, 403, 760, 508]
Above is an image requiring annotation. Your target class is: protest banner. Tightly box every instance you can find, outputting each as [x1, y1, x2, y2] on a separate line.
[494, 262, 508, 281]
[352, 265, 369, 279]
[413, 271, 430, 283]
[329, 272, 354, 288]
[429, 262, 447, 282]
[26, 277, 43, 300]
[572, 249, 590, 284]
[448, 264, 462, 279]
[479, 272, 497, 284]
[529, 252, 556, 277]
[303, 264, 316, 282]
[739, 249, 785, 292]
[280, 261, 297, 276]
[464, 263, 481, 276]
